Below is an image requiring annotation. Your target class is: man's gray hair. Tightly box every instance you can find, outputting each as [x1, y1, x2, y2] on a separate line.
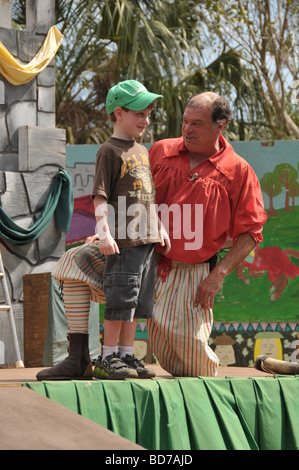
[186, 93, 232, 129]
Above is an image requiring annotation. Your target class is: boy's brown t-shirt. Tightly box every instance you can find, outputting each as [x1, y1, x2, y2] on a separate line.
[92, 137, 160, 248]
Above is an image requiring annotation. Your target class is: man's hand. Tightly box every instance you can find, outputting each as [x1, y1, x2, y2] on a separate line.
[194, 268, 225, 309]
[194, 233, 256, 310]
[85, 234, 99, 244]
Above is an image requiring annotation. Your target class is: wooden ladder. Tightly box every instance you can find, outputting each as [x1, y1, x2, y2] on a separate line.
[0, 252, 24, 368]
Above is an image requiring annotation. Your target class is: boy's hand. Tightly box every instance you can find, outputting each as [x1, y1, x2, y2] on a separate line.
[93, 195, 120, 255]
[98, 233, 120, 255]
[159, 225, 171, 255]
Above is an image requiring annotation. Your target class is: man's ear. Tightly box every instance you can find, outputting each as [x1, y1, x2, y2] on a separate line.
[218, 119, 226, 131]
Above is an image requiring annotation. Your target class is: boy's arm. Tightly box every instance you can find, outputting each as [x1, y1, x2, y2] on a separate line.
[93, 195, 120, 255]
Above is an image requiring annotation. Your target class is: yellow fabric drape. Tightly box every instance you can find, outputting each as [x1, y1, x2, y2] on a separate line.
[0, 25, 63, 86]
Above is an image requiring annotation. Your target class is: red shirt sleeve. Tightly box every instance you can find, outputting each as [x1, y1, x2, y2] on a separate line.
[225, 158, 267, 245]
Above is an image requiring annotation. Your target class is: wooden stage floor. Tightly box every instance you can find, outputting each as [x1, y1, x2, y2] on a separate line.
[0, 363, 272, 386]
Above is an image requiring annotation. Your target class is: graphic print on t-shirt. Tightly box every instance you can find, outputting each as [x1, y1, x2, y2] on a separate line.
[120, 152, 156, 202]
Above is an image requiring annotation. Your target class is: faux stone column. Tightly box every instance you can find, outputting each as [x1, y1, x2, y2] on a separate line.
[0, 0, 11, 29]
[0, 0, 67, 365]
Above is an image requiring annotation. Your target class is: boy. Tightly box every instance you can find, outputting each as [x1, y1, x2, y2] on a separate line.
[92, 80, 170, 379]
[36, 80, 169, 382]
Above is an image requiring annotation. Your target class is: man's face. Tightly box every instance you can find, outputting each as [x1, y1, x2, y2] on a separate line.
[182, 102, 222, 155]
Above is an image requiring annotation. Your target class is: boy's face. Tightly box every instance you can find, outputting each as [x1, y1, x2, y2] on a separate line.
[114, 107, 152, 140]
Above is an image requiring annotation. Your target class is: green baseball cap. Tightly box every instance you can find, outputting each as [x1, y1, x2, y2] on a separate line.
[106, 80, 163, 115]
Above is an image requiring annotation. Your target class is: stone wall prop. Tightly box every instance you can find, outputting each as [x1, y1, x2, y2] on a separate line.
[0, 0, 67, 366]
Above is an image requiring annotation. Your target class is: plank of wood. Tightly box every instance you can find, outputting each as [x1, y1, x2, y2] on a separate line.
[0, 387, 144, 450]
[23, 273, 50, 367]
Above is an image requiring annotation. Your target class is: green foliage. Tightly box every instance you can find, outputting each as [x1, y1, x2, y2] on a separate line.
[11, 0, 299, 144]
[200, 0, 299, 140]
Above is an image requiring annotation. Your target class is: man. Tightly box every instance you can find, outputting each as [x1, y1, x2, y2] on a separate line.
[146, 92, 267, 377]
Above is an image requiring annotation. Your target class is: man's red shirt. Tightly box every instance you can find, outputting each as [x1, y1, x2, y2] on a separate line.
[150, 135, 267, 263]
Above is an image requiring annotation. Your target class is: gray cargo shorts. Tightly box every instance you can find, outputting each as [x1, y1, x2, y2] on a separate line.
[103, 243, 155, 322]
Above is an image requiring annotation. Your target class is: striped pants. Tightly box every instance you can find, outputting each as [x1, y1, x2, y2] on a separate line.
[52, 243, 219, 377]
[147, 260, 219, 377]
[52, 243, 106, 333]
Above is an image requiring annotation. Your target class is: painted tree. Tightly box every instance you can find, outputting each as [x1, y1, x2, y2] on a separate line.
[273, 163, 298, 212]
[289, 180, 299, 211]
[260, 172, 282, 216]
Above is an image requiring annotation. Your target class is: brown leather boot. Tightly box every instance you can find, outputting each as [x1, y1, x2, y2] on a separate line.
[36, 333, 93, 381]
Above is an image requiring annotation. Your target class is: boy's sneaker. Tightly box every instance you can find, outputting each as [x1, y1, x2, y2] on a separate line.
[92, 352, 138, 380]
[122, 354, 156, 378]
